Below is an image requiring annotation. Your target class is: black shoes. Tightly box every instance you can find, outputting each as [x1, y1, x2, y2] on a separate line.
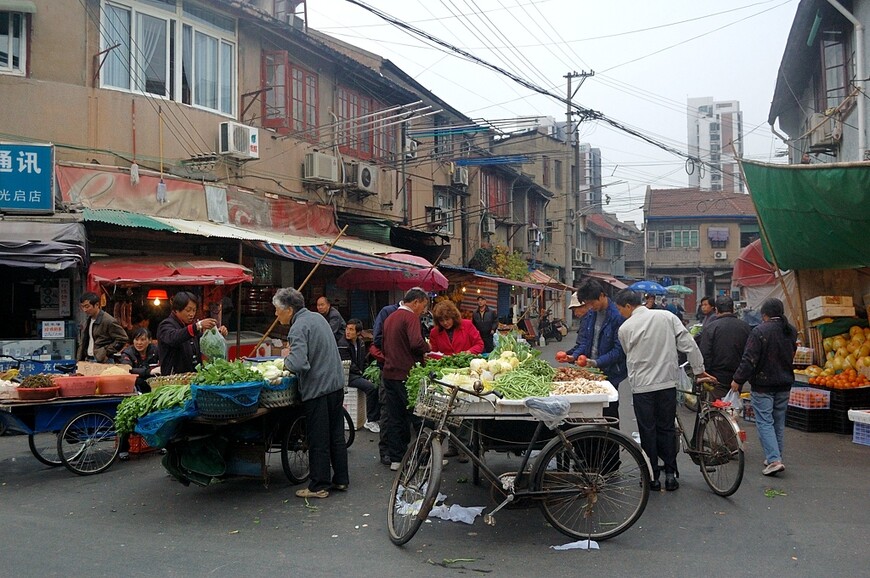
[443, 446, 459, 458]
[380, 456, 391, 466]
[665, 474, 679, 491]
[650, 479, 662, 491]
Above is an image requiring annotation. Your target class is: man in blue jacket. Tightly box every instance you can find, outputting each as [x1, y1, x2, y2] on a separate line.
[564, 279, 627, 426]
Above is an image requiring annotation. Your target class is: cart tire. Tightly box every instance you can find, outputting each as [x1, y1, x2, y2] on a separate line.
[343, 408, 355, 449]
[554, 332, 563, 342]
[698, 410, 744, 497]
[387, 428, 443, 546]
[28, 432, 62, 467]
[281, 415, 309, 485]
[57, 411, 118, 475]
[532, 427, 649, 541]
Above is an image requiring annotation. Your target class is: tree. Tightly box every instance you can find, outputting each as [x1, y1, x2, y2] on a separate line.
[486, 245, 528, 280]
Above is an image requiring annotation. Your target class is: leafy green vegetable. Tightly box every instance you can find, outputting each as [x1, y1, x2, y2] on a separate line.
[200, 328, 227, 360]
[114, 384, 192, 434]
[194, 359, 263, 386]
[405, 352, 479, 408]
[362, 360, 380, 385]
[490, 332, 539, 363]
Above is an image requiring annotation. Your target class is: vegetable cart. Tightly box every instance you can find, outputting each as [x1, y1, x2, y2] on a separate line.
[0, 395, 133, 475]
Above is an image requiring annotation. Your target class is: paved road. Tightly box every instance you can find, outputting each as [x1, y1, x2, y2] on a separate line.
[1, 338, 868, 576]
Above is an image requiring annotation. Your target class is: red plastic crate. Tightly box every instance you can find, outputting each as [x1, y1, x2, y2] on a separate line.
[128, 434, 157, 455]
[789, 387, 830, 409]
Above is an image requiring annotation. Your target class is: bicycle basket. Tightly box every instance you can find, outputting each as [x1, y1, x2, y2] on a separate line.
[414, 378, 465, 426]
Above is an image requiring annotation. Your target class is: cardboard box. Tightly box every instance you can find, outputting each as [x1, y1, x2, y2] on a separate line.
[806, 305, 856, 321]
[806, 295, 853, 310]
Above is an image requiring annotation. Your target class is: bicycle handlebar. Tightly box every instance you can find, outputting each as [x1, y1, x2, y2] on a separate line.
[428, 372, 504, 399]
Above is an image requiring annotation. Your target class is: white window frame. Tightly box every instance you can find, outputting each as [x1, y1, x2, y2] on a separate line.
[0, 10, 28, 76]
[100, 0, 237, 116]
[434, 191, 455, 235]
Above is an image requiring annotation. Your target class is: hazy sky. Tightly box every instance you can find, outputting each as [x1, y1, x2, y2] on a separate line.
[306, 0, 800, 223]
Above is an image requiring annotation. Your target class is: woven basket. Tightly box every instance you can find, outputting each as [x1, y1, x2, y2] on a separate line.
[191, 381, 264, 419]
[259, 375, 300, 408]
[146, 372, 196, 390]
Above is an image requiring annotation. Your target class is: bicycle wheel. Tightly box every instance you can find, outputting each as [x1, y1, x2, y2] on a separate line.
[281, 415, 309, 485]
[57, 411, 118, 475]
[343, 408, 355, 449]
[532, 427, 649, 541]
[387, 428, 443, 546]
[698, 410, 744, 497]
[28, 432, 62, 466]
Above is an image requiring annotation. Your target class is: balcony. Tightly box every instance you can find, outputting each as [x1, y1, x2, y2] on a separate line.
[646, 248, 700, 268]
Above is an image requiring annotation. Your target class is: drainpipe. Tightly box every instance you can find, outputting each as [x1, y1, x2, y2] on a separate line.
[827, 0, 866, 159]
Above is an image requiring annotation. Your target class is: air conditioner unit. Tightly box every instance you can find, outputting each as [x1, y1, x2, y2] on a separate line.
[218, 121, 259, 160]
[452, 166, 469, 187]
[482, 215, 496, 234]
[808, 112, 839, 150]
[404, 138, 418, 160]
[713, 250, 728, 260]
[582, 252, 593, 265]
[352, 162, 378, 194]
[573, 249, 592, 265]
[303, 152, 339, 183]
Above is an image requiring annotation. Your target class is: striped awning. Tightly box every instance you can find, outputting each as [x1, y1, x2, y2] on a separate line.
[252, 242, 419, 272]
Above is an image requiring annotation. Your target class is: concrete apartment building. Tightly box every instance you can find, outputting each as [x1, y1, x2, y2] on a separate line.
[687, 97, 744, 193]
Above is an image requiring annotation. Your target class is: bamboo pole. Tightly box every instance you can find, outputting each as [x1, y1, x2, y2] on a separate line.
[250, 225, 349, 354]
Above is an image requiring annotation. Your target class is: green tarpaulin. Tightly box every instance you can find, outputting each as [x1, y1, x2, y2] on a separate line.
[741, 161, 870, 270]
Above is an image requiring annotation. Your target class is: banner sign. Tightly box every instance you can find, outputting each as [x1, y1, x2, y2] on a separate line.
[0, 143, 54, 213]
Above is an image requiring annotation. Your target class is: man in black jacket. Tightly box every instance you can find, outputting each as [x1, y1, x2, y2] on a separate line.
[698, 295, 751, 399]
[471, 296, 498, 353]
[338, 319, 380, 433]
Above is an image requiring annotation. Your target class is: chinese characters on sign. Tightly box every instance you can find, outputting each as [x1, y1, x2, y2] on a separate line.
[0, 143, 54, 213]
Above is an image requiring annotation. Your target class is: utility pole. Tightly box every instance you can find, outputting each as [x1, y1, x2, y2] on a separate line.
[563, 70, 593, 289]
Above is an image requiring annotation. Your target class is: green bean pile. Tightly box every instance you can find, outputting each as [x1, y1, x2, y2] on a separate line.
[493, 369, 552, 399]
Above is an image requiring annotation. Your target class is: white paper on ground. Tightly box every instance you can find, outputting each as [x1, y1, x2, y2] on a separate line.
[551, 539, 600, 550]
[428, 503, 485, 524]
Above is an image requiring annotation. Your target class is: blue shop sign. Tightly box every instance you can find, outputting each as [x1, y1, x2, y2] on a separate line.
[0, 143, 54, 213]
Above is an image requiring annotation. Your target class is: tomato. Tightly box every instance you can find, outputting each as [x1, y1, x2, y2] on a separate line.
[576, 355, 588, 367]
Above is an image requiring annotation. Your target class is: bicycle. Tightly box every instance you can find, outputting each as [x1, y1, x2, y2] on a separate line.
[674, 368, 746, 497]
[279, 406, 355, 484]
[387, 375, 651, 545]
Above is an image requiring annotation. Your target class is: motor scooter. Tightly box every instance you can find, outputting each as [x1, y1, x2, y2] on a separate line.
[537, 310, 565, 342]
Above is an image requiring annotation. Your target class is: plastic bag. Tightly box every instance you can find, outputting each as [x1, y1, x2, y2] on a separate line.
[676, 362, 698, 411]
[200, 327, 227, 360]
[524, 396, 571, 429]
[722, 389, 741, 409]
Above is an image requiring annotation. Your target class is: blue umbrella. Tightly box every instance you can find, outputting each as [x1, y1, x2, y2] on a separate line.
[629, 281, 667, 295]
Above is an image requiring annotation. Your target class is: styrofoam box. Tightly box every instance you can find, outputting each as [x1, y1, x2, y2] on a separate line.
[847, 409, 870, 424]
[806, 305, 856, 321]
[806, 295, 853, 309]
[343, 388, 366, 430]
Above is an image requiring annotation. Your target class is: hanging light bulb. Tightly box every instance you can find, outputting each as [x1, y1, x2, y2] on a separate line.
[147, 289, 168, 306]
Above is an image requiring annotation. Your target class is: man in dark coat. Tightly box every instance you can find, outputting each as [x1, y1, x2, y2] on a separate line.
[698, 295, 751, 399]
[157, 292, 224, 375]
[471, 296, 498, 353]
[76, 292, 128, 363]
[316, 296, 346, 341]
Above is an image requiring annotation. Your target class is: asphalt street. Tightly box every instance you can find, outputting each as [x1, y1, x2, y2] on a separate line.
[1, 337, 868, 577]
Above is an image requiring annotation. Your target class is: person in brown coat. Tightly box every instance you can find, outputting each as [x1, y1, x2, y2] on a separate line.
[76, 292, 128, 363]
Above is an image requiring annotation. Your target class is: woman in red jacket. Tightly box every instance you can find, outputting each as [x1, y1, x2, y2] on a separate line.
[429, 300, 484, 355]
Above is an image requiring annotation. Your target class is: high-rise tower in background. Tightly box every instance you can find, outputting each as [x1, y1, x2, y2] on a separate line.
[687, 97, 744, 192]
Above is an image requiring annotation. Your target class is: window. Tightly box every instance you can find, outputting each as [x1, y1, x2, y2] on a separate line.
[819, 31, 851, 111]
[482, 171, 510, 219]
[101, 1, 236, 115]
[262, 51, 318, 139]
[434, 191, 455, 235]
[649, 226, 699, 249]
[335, 86, 397, 161]
[545, 219, 554, 244]
[542, 156, 550, 187]
[0, 10, 28, 75]
[554, 159, 563, 189]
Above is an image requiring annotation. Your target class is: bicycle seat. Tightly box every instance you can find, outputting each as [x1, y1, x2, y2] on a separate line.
[524, 397, 571, 427]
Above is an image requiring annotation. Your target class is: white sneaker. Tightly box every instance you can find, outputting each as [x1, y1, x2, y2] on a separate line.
[364, 421, 381, 433]
[390, 462, 401, 471]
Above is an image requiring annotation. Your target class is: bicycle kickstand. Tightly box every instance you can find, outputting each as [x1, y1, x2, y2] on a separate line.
[484, 494, 514, 526]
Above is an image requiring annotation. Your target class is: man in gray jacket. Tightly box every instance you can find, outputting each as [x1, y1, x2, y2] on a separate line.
[276, 287, 348, 499]
[615, 289, 712, 492]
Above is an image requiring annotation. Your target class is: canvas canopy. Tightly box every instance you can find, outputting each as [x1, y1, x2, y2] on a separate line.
[741, 160, 870, 270]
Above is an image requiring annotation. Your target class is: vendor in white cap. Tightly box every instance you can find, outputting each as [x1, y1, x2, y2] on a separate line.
[568, 291, 590, 319]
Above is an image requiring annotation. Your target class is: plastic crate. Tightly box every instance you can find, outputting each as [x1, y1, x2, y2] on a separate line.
[793, 347, 814, 366]
[852, 422, 870, 446]
[128, 434, 157, 455]
[810, 385, 870, 412]
[741, 398, 755, 423]
[785, 406, 832, 432]
[789, 387, 830, 409]
[343, 388, 366, 430]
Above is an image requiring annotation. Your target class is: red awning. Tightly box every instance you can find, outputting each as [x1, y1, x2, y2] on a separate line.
[733, 239, 776, 287]
[87, 257, 252, 291]
[582, 271, 628, 290]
